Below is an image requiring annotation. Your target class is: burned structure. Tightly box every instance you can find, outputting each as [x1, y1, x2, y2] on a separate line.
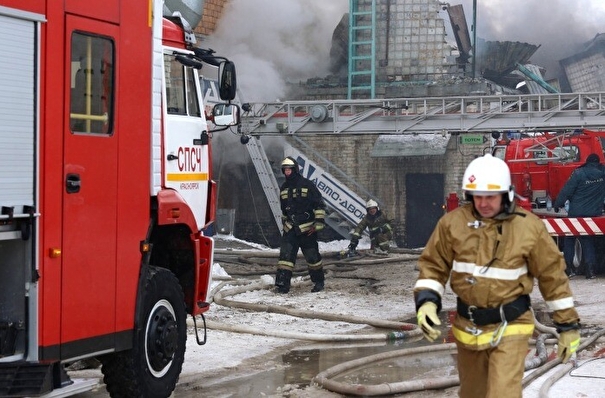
[209, 0, 605, 248]
[560, 33, 605, 93]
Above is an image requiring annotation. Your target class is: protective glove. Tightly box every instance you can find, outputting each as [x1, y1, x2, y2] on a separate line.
[307, 222, 324, 235]
[557, 329, 580, 363]
[416, 302, 441, 342]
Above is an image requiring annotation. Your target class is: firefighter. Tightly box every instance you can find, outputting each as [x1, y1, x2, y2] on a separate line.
[275, 156, 326, 293]
[414, 154, 580, 398]
[553, 153, 605, 279]
[348, 199, 393, 254]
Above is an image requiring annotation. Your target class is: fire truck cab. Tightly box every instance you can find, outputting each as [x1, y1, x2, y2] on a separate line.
[492, 130, 605, 207]
[0, 1, 237, 396]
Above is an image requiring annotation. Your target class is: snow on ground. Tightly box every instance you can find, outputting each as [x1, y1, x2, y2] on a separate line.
[181, 234, 404, 377]
[72, 234, 605, 397]
[183, 234, 605, 397]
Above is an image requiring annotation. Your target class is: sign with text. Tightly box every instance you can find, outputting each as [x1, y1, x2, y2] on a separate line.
[460, 134, 485, 145]
[285, 148, 366, 226]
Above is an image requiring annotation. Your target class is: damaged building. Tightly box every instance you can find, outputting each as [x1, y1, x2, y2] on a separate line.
[560, 33, 605, 93]
[200, 0, 604, 248]
[303, 1, 548, 100]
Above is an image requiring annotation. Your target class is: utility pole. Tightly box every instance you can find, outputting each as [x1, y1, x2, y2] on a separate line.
[472, 0, 477, 78]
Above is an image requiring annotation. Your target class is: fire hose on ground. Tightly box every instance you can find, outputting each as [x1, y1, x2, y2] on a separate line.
[197, 249, 605, 396]
[189, 279, 422, 342]
[311, 329, 605, 397]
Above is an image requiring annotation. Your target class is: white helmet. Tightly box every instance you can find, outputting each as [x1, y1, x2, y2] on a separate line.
[462, 154, 514, 202]
[366, 199, 379, 210]
[281, 157, 299, 175]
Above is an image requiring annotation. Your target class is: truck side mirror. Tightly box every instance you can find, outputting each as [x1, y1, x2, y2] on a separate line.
[212, 103, 240, 126]
[218, 61, 237, 101]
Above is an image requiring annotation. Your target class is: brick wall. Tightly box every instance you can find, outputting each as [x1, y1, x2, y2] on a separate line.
[195, 0, 229, 36]
[214, 132, 486, 248]
[285, 134, 486, 247]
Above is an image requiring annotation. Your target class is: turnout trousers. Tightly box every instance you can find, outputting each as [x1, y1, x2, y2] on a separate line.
[277, 229, 322, 270]
[456, 337, 528, 398]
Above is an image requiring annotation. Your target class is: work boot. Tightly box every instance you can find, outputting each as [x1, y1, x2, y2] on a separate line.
[374, 247, 388, 255]
[309, 267, 325, 293]
[585, 265, 596, 280]
[274, 268, 292, 294]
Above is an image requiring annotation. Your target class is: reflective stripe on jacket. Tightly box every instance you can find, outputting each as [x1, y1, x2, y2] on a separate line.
[280, 173, 325, 233]
[352, 210, 392, 238]
[414, 203, 579, 350]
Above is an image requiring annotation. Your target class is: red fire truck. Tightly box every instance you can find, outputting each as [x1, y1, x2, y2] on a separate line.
[0, 1, 238, 396]
[491, 129, 605, 272]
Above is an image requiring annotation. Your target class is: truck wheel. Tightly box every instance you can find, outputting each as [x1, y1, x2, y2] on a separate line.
[100, 266, 187, 398]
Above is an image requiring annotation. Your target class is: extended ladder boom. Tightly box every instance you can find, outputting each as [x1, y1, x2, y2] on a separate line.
[241, 92, 605, 136]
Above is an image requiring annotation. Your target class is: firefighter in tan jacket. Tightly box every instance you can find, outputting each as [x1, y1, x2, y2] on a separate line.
[414, 154, 580, 398]
[348, 199, 393, 254]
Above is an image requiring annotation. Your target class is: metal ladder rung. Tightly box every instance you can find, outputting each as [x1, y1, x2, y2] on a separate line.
[351, 71, 373, 77]
[352, 11, 373, 16]
[350, 86, 373, 91]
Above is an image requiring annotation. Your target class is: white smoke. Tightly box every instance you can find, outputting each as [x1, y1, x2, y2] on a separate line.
[203, 0, 348, 102]
[204, 1, 605, 99]
[455, 0, 605, 78]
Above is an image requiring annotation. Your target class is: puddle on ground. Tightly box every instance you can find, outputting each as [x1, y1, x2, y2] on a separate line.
[175, 312, 457, 396]
[285, 340, 458, 385]
[175, 310, 601, 396]
[175, 339, 457, 397]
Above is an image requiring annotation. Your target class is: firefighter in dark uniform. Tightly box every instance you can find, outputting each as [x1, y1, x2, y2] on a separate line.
[348, 199, 393, 254]
[275, 157, 326, 294]
[414, 154, 580, 398]
[553, 153, 605, 279]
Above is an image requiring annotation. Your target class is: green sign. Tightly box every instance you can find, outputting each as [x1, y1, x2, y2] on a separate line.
[460, 135, 484, 145]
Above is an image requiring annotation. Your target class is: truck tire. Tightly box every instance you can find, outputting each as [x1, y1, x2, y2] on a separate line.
[100, 266, 187, 398]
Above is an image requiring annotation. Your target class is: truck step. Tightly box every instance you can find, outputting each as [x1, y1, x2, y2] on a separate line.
[0, 322, 19, 356]
[0, 362, 71, 397]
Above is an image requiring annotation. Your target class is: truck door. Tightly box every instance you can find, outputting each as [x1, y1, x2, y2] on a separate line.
[163, 54, 209, 229]
[62, 16, 118, 348]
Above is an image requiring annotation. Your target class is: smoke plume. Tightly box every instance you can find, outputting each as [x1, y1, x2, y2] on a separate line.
[203, 0, 348, 102]
[456, 0, 605, 78]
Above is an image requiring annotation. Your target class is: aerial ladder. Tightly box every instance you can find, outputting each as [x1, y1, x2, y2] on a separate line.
[244, 135, 372, 238]
[239, 92, 605, 136]
[239, 91, 605, 236]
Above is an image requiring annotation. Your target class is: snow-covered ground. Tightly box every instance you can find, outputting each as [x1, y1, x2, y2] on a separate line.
[73, 234, 605, 397]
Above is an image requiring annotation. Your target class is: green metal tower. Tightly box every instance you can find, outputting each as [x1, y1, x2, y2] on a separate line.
[348, 0, 376, 99]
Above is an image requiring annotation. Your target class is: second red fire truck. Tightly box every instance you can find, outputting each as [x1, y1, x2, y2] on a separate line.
[492, 129, 605, 272]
